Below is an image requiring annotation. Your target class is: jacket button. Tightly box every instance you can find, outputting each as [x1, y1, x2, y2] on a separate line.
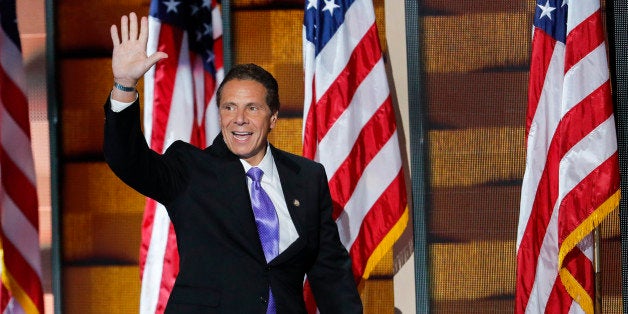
[265, 266, 271, 272]
[260, 296, 268, 304]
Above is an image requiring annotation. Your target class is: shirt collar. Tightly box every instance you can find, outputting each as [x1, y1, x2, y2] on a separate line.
[240, 144, 275, 183]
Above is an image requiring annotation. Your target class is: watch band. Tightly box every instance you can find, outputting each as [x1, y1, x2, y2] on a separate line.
[113, 81, 136, 92]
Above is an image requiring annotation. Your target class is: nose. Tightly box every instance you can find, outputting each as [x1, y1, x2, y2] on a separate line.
[234, 108, 247, 125]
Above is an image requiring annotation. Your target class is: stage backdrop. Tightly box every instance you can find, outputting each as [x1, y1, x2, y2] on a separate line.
[50, 0, 622, 313]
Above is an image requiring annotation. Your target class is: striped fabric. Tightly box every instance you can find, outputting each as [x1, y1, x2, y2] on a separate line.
[516, 1, 620, 313]
[140, 1, 223, 313]
[302, 0, 409, 301]
[0, 0, 44, 313]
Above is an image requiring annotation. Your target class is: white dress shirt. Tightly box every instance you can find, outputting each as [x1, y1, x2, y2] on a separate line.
[241, 150, 299, 254]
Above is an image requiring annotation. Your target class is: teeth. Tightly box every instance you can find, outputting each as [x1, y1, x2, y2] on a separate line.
[233, 132, 252, 140]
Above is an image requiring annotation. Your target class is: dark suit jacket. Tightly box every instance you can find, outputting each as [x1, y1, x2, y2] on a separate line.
[104, 99, 363, 313]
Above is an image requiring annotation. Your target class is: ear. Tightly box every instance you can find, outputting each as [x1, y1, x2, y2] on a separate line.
[269, 112, 278, 130]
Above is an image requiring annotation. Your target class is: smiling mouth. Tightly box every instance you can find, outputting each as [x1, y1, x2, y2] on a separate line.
[232, 131, 253, 141]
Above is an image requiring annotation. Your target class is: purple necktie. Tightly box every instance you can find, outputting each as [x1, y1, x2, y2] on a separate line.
[247, 167, 279, 313]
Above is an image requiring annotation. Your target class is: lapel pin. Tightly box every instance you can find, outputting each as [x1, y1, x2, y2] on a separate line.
[293, 199, 300, 207]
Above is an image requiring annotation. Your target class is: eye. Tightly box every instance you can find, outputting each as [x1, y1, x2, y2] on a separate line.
[221, 104, 235, 111]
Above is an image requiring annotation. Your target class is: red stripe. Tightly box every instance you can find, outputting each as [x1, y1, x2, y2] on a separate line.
[139, 199, 158, 277]
[558, 153, 619, 245]
[213, 36, 224, 71]
[302, 77, 318, 160]
[328, 96, 396, 219]
[526, 29, 556, 139]
[348, 171, 406, 278]
[150, 24, 183, 153]
[516, 81, 611, 311]
[1, 282, 9, 311]
[314, 23, 382, 141]
[545, 275, 573, 313]
[0, 234, 44, 312]
[564, 11, 604, 73]
[0, 147, 38, 227]
[564, 248, 594, 298]
[0, 66, 30, 136]
[189, 53, 204, 148]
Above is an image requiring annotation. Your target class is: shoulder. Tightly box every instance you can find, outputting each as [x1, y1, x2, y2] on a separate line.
[270, 145, 325, 174]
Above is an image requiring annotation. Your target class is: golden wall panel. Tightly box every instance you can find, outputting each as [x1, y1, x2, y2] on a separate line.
[60, 58, 144, 157]
[360, 278, 394, 314]
[56, 0, 150, 53]
[430, 241, 515, 300]
[63, 211, 142, 262]
[426, 72, 528, 129]
[430, 185, 520, 242]
[422, 13, 532, 73]
[63, 162, 144, 214]
[429, 126, 525, 187]
[268, 116, 302, 156]
[63, 162, 144, 262]
[63, 266, 140, 314]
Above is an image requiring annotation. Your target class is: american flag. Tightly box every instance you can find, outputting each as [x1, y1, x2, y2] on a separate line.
[516, 0, 620, 313]
[302, 0, 409, 306]
[140, 0, 223, 313]
[0, 0, 44, 312]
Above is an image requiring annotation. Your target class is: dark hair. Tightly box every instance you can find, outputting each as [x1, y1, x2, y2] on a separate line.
[216, 63, 280, 114]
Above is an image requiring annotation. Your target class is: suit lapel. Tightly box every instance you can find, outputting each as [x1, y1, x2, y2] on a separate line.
[271, 147, 308, 264]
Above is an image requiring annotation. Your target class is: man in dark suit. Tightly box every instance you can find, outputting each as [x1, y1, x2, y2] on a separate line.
[104, 12, 363, 313]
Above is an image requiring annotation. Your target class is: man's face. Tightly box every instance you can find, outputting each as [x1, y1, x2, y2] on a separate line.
[219, 79, 277, 166]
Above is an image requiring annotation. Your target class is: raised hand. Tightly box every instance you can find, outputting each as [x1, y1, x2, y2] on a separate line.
[110, 12, 167, 93]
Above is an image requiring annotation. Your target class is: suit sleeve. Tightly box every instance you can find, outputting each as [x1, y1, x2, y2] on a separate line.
[103, 97, 187, 205]
[306, 163, 363, 313]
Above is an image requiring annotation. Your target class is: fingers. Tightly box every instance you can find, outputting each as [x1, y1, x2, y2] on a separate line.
[110, 25, 120, 47]
[120, 14, 129, 42]
[139, 16, 149, 44]
[146, 51, 169, 67]
[113, 12, 142, 46]
[129, 12, 138, 41]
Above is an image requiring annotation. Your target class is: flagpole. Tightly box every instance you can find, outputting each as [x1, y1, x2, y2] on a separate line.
[594, 227, 602, 314]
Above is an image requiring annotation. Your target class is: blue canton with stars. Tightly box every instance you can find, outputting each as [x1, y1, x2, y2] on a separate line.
[534, 0, 568, 43]
[304, 0, 356, 56]
[0, 0, 21, 50]
[150, 0, 219, 75]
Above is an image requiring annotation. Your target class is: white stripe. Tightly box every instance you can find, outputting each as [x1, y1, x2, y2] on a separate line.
[4, 298, 26, 314]
[204, 68, 223, 146]
[0, 194, 42, 279]
[562, 44, 608, 114]
[314, 0, 375, 100]
[302, 35, 315, 140]
[0, 29, 27, 93]
[0, 104, 37, 185]
[163, 32, 194, 149]
[517, 43, 565, 249]
[193, 56, 206, 126]
[557, 116, 617, 209]
[211, 6, 223, 40]
[139, 204, 171, 314]
[336, 132, 402, 248]
[143, 17, 162, 143]
[568, 300, 586, 314]
[317, 59, 388, 179]
[566, 0, 599, 36]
